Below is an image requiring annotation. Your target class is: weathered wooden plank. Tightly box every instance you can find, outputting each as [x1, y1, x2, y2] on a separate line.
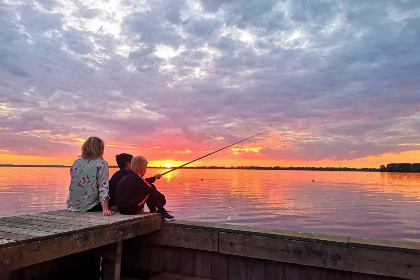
[352, 272, 377, 280]
[165, 247, 180, 273]
[0, 215, 161, 273]
[180, 248, 196, 276]
[0, 220, 67, 234]
[153, 225, 218, 252]
[61, 211, 159, 225]
[150, 272, 213, 280]
[21, 213, 107, 228]
[2, 216, 80, 228]
[211, 253, 228, 280]
[12, 214, 112, 233]
[66, 211, 142, 222]
[0, 231, 31, 241]
[285, 263, 305, 280]
[39, 210, 133, 225]
[228, 255, 246, 280]
[326, 269, 352, 280]
[0, 225, 49, 237]
[218, 232, 420, 279]
[0, 213, 160, 250]
[42, 211, 127, 224]
[150, 245, 165, 275]
[2, 215, 92, 230]
[167, 220, 420, 256]
[28, 210, 102, 219]
[166, 220, 349, 246]
[247, 258, 265, 280]
[265, 260, 285, 280]
[30, 212, 106, 223]
[0, 221, 94, 250]
[305, 266, 327, 280]
[220, 231, 333, 267]
[375, 276, 392, 280]
[195, 250, 211, 278]
[348, 237, 420, 253]
[348, 245, 420, 279]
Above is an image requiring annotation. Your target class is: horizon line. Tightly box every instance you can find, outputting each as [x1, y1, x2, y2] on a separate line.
[0, 163, 400, 170]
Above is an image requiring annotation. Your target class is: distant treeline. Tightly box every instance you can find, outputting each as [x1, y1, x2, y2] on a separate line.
[0, 164, 70, 168]
[0, 164, 377, 171]
[1, 164, 419, 173]
[380, 163, 420, 173]
[157, 166, 380, 172]
[0, 164, 118, 168]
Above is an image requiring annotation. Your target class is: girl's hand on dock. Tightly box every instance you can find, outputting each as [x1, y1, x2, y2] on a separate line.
[101, 200, 113, 216]
[154, 174, 162, 179]
[103, 209, 113, 216]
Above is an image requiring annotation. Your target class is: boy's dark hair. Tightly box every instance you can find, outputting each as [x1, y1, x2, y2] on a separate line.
[116, 153, 133, 169]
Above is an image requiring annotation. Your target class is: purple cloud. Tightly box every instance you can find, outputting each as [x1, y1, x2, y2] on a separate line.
[0, 0, 419, 162]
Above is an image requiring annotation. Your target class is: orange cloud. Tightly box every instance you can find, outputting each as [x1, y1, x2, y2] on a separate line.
[0, 139, 418, 169]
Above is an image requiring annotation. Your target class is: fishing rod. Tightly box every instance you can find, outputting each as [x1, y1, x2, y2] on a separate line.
[160, 132, 264, 176]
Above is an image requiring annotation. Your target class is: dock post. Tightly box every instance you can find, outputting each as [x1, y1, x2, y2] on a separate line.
[102, 240, 123, 280]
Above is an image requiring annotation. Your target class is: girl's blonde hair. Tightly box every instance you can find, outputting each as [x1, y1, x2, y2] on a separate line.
[81, 137, 104, 160]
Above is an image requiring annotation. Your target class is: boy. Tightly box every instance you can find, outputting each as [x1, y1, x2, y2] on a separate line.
[110, 153, 168, 213]
[114, 155, 175, 221]
[109, 153, 133, 209]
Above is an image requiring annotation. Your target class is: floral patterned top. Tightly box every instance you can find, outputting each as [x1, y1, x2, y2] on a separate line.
[66, 158, 110, 212]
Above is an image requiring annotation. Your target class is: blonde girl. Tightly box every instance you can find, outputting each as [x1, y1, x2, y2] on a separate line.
[66, 137, 113, 216]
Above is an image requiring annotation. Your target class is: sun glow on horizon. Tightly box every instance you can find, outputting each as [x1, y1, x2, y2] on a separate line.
[163, 163, 174, 169]
[0, 150, 419, 169]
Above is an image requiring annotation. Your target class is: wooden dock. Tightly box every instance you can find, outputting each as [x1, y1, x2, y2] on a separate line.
[128, 221, 420, 280]
[1, 211, 419, 280]
[0, 210, 161, 280]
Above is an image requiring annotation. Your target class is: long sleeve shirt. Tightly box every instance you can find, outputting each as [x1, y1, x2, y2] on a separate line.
[66, 158, 110, 212]
[115, 170, 157, 214]
[109, 169, 157, 207]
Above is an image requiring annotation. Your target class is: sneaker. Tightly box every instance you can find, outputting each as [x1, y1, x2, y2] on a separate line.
[161, 211, 175, 221]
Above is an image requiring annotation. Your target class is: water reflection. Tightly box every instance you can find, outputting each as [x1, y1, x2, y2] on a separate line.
[0, 167, 419, 242]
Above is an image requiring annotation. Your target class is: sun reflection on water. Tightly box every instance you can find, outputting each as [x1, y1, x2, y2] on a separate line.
[0, 167, 419, 241]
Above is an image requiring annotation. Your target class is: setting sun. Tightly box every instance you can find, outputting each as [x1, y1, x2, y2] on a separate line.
[163, 163, 174, 169]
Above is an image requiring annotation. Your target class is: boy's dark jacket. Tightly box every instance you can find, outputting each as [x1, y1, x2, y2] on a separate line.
[109, 169, 156, 214]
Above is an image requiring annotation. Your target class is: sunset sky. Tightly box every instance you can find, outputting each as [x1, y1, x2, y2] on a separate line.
[0, 0, 419, 168]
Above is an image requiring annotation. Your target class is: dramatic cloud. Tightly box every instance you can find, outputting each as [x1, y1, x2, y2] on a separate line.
[0, 0, 419, 165]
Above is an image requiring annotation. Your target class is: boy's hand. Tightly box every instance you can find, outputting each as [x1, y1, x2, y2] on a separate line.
[154, 174, 162, 179]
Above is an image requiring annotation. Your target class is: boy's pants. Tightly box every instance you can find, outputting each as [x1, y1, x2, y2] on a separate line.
[145, 183, 166, 212]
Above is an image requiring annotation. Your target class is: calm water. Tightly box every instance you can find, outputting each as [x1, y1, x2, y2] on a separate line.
[0, 167, 419, 242]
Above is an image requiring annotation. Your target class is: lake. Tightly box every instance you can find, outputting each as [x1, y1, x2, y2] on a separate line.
[0, 167, 419, 242]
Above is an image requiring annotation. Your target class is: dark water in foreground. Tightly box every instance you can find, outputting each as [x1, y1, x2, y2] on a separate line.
[0, 167, 419, 242]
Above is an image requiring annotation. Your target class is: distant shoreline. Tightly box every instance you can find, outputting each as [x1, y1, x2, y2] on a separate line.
[1, 164, 418, 173]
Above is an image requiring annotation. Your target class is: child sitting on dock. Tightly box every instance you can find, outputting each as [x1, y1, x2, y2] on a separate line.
[66, 136, 113, 216]
[112, 155, 175, 221]
[109, 153, 167, 213]
[108, 153, 133, 210]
